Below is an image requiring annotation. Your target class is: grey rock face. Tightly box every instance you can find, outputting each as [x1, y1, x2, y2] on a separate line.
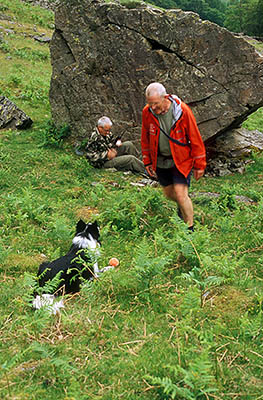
[49, 0, 263, 144]
[0, 96, 33, 130]
[207, 128, 263, 158]
[205, 127, 263, 175]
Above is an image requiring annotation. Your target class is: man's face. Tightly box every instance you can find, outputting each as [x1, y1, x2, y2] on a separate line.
[98, 124, 111, 136]
[147, 94, 168, 115]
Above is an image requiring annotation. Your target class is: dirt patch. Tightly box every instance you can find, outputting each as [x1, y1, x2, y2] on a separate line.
[75, 206, 99, 221]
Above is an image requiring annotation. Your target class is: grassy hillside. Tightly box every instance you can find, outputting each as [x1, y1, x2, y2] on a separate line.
[0, 0, 53, 122]
[1, 1, 263, 399]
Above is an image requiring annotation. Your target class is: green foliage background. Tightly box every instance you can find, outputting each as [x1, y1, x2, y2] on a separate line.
[0, 1, 263, 399]
[146, 0, 263, 36]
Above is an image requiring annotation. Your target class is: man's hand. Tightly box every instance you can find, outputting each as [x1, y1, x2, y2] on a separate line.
[107, 148, 117, 160]
[146, 165, 157, 179]
[114, 136, 122, 147]
[194, 169, 205, 181]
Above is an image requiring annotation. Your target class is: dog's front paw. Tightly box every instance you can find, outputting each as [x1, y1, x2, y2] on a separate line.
[99, 266, 115, 274]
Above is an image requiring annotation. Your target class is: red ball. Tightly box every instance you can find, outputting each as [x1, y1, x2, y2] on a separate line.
[109, 257, 119, 267]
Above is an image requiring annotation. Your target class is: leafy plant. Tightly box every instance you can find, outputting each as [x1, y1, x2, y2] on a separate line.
[14, 47, 50, 62]
[0, 39, 10, 53]
[7, 73, 23, 87]
[0, 4, 8, 12]
[146, 351, 217, 399]
[23, 271, 63, 301]
[133, 237, 171, 299]
[211, 184, 239, 215]
[38, 120, 71, 148]
[180, 266, 225, 307]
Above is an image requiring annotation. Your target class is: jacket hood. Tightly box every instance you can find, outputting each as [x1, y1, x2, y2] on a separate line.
[168, 95, 182, 125]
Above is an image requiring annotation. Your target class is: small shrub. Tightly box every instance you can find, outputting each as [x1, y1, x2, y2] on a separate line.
[0, 4, 8, 12]
[38, 120, 71, 148]
[211, 184, 239, 215]
[146, 351, 217, 399]
[0, 40, 10, 53]
[180, 266, 225, 307]
[132, 235, 173, 302]
[7, 73, 23, 87]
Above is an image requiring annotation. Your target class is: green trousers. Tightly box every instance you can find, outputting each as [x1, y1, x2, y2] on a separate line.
[104, 141, 145, 174]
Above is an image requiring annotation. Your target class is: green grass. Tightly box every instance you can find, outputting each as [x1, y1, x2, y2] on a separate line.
[1, 1, 263, 399]
[243, 107, 263, 132]
[0, 0, 53, 122]
[0, 0, 54, 28]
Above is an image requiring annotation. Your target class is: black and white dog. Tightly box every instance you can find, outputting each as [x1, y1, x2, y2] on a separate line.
[33, 219, 104, 313]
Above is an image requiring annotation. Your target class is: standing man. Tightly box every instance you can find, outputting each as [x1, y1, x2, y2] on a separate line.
[141, 82, 206, 231]
[86, 116, 146, 175]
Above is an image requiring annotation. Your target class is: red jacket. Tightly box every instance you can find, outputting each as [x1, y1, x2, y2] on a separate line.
[141, 96, 206, 177]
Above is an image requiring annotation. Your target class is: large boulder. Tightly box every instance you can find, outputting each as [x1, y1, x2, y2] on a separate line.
[49, 0, 263, 145]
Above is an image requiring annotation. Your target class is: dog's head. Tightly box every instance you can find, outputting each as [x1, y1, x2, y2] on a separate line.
[73, 219, 101, 249]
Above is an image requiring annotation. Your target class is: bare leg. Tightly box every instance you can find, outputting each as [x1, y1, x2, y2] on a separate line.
[162, 183, 193, 227]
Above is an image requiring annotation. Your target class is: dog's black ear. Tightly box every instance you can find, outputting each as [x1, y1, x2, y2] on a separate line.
[76, 219, 86, 234]
[88, 221, 100, 241]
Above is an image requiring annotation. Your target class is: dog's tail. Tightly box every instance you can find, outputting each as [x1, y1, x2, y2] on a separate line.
[32, 293, 64, 315]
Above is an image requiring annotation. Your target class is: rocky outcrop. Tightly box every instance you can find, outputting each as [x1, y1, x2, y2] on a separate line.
[49, 0, 263, 145]
[207, 127, 263, 159]
[33, 34, 51, 43]
[0, 96, 33, 130]
[204, 127, 263, 175]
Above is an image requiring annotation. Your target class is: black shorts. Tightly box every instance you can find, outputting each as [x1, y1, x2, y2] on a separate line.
[156, 166, 191, 187]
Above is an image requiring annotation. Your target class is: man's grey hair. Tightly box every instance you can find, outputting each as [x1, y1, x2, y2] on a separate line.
[145, 82, 167, 98]
[97, 116, 112, 127]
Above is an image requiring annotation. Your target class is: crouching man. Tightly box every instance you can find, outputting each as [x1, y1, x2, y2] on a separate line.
[86, 116, 146, 175]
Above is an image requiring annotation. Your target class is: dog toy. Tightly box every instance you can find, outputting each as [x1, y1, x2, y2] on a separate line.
[109, 257, 119, 267]
[99, 257, 119, 274]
